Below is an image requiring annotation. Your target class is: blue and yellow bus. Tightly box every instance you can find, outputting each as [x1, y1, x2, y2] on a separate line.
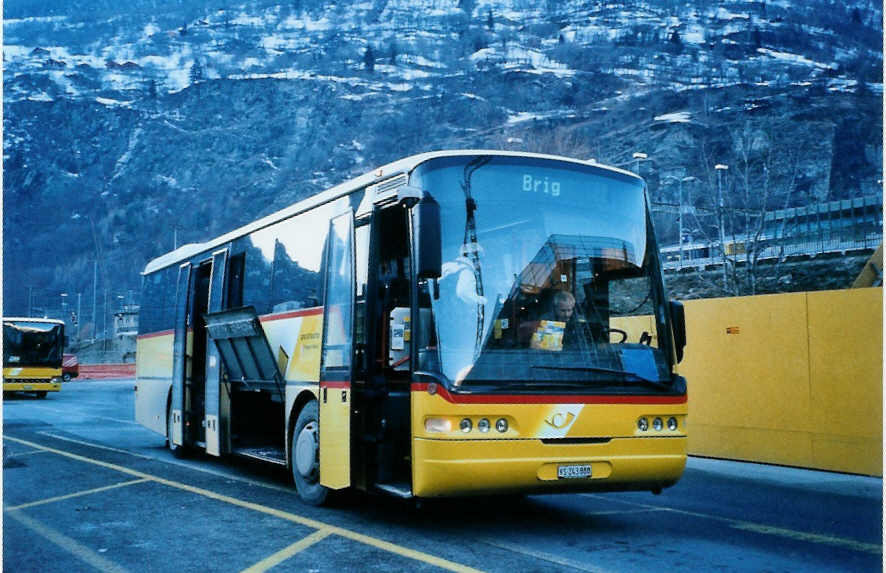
[135, 150, 688, 504]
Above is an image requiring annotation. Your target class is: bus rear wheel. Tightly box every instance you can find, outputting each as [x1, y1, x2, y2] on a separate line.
[291, 400, 328, 506]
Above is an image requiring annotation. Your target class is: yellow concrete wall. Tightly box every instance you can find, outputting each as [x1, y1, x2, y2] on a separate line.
[677, 287, 882, 476]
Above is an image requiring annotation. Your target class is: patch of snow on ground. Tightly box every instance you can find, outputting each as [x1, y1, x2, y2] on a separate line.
[403, 55, 445, 68]
[757, 48, 835, 70]
[2, 45, 33, 59]
[654, 111, 691, 123]
[281, 15, 332, 31]
[27, 92, 53, 102]
[713, 7, 749, 20]
[3, 16, 68, 25]
[232, 13, 271, 27]
[260, 34, 298, 51]
[96, 97, 133, 107]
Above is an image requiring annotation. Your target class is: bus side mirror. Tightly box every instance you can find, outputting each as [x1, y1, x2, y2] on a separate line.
[414, 192, 442, 279]
[669, 300, 686, 363]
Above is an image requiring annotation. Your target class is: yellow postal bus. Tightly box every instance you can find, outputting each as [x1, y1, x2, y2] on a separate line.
[3, 317, 65, 398]
[135, 150, 688, 504]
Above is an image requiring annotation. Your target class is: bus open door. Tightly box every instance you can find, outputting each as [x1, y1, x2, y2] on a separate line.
[318, 210, 356, 490]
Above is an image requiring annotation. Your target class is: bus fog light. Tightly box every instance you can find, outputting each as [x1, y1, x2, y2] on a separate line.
[459, 418, 473, 433]
[477, 418, 490, 433]
[638, 417, 649, 431]
[667, 417, 678, 431]
[495, 418, 508, 433]
[425, 418, 452, 433]
[653, 417, 663, 431]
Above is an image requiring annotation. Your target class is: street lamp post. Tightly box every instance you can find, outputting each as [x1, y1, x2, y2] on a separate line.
[77, 293, 82, 345]
[661, 175, 699, 270]
[715, 164, 729, 288]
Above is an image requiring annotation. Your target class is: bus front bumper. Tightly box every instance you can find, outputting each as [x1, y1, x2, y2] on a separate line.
[412, 436, 686, 498]
[3, 380, 61, 392]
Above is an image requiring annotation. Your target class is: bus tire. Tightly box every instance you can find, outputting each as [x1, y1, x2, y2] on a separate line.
[35, 391, 48, 399]
[291, 400, 328, 506]
[167, 405, 188, 459]
[62, 373, 72, 382]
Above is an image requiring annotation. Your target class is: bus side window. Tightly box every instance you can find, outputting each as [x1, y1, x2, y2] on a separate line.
[226, 253, 245, 309]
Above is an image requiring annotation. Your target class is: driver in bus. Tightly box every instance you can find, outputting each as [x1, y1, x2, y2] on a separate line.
[549, 290, 576, 323]
[528, 290, 580, 351]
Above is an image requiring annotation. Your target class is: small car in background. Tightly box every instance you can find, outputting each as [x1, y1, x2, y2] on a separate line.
[62, 353, 79, 382]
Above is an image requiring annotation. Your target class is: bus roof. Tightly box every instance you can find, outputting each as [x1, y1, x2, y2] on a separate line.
[143, 149, 641, 275]
[3, 317, 65, 325]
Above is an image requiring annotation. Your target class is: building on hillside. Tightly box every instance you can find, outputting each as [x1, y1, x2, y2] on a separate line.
[114, 304, 140, 338]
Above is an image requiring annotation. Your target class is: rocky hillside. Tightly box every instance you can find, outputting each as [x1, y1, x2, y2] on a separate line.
[3, 0, 882, 332]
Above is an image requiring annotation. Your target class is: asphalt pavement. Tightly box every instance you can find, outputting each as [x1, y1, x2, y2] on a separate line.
[3, 379, 882, 572]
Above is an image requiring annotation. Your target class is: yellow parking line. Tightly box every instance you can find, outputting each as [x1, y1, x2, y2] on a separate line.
[6, 509, 130, 573]
[730, 522, 882, 554]
[5, 436, 483, 573]
[581, 494, 881, 555]
[5, 478, 149, 511]
[241, 528, 333, 573]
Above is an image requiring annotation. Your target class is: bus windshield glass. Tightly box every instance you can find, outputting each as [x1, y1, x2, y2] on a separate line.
[411, 155, 671, 391]
[3, 321, 64, 368]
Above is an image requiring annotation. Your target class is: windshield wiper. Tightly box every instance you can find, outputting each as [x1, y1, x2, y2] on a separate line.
[530, 365, 670, 389]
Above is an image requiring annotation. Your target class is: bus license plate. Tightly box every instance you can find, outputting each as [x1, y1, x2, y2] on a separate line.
[558, 464, 591, 479]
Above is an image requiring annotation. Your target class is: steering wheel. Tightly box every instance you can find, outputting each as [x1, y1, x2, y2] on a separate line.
[605, 327, 628, 343]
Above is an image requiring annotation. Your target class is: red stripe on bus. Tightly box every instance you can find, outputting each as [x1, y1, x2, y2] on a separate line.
[320, 381, 351, 389]
[260, 307, 323, 323]
[137, 329, 174, 340]
[411, 383, 687, 405]
[136, 307, 323, 339]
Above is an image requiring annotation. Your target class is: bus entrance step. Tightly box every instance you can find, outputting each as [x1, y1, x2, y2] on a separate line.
[233, 446, 287, 466]
[374, 482, 412, 498]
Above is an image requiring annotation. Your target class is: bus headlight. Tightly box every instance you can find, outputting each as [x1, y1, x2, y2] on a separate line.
[667, 417, 678, 431]
[459, 418, 473, 433]
[424, 418, 452, 433]
[638, 417, 649, 431]
[495, 418, 508, 433]
[653, 417, 663, 431]
[477, 418, 490, 433]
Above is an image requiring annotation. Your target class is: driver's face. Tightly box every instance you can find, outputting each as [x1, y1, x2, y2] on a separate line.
[554, 301, 574, 321]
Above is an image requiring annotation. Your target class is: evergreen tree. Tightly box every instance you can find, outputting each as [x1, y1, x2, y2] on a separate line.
[752, 26, 762, 50]
[363, 46, 375, 72]
[668, 29, 683, 54]
[851, 7, 862, 24]
[189, 60, 203, 85]
[486, 9, 494, 31]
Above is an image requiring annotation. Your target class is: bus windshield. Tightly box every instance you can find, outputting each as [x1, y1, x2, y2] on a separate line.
[3, 321, 64, 368]
[411, 155, 672, 391]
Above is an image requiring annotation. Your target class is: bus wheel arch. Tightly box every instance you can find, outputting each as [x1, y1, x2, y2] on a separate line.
[289, 398, 328, 506]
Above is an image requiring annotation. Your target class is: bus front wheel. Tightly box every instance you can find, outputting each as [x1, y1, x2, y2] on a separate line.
[291, 400, 328, 506]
